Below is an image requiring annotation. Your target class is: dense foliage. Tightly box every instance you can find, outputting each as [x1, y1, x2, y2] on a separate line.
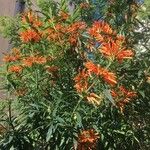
[0, 0, 149, 149]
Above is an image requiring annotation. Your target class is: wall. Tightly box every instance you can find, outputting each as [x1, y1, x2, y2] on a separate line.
[0, 0, 16, 62]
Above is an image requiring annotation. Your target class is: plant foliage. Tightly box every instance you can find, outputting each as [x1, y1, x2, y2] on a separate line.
[0, 0, 149, 149]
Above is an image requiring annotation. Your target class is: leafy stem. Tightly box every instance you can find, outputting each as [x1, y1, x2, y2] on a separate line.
[71, 97, 82, 119]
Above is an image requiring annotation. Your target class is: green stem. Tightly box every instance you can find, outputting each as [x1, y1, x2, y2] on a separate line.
[71, 97, 82, 118]
[35, 69, 39, 90]
[106, 61, 112, 69]
[6, 71, 15, 131]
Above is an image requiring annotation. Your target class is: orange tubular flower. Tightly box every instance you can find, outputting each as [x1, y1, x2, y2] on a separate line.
[111, 86, 137, 113]
[100, 41, 119, 59]
[22, 11, 43, 28]
[117, 50, 134, 61]
[22, 11, 34, 23]
[119, 86, 137, 98]
[101, 69, 117, 86]
[100, 40, 134, 62]
[8, 65, 22, 73]
[3, 48, 21, 63]
[45, 66, 59, 73]
[67, 21, 86, 33]
[59, 11, 70, 21]
[85, 61, 117, 86]
[67, 21, 86, 45]
[22, 56, 46, 67]
[33, 20, 43, 28]
[44, 23, 66, 43]
[86, 93, 102, 105]
[80, 2, 90, 9]
[68, 33, 79, 46]
[74, 70, 89, 93]
[15, 88, 28, 97]
[3, 55, 19, 63]
[35, 56, 47, 64]
[77, 129, 99, 150]
[20, 29, 41, 43]
[88, 21, 113, 42]
[22, 56, 35, 67]
[84, 61, 100, 75]
[111, 89, 118, 97]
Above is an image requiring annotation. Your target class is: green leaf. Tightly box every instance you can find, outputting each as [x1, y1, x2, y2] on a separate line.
[113, 130, 125, 135]
[75, 112, 82, 127]
[46, 125, 53, 142]
[139, 90, 145, 98]
[104, 89, 116, 106]
[60, 137, 65, 147]
[73, 138, 78, 150]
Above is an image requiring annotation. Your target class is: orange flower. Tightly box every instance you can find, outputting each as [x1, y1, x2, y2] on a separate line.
[117, 50, 134, 62]
[3, 55, 18, 63]
[8, 65, 22, 73]
[11, 48, 20, 55]
[74, 70, 89, 93]
[86, 93, 102, 105]
[22, 56, 35, 67]
[68, 33, 79, 45]
[111, 86, 137, 113]
[59, 11, 70, 20]
[67, 21, 86, 33]
[101, 68, 117, 86]
[100, 41, 119, 60]
[84, 61, 100, 75]
[112, 86, 137, 99]
[45, 66, 59, 79]
[80, 2, 90, 9]
[22, 11, 34, 23]
[119, 86, 137, 98]
[111, 89, 118, 97]
[44, 24, 66, 43]
[35, 56, 47, 64]
[116, 35, 126, 42]
[22, 56, 46, 67]
[77, 129, 99, 150]
[22, 11, 43, 28]
[78, 129, 99, 143]
[3, 48, 21, 63]
[85, 61, 117, 86]
[88, 21, 113, 42]
[45, 66, 59, 73]
[15, 88, 28, 97]
[100, 40, 134, 62]
[20, 29, 41, 43]
[46, 29, 58, 41]
[33, 20, 43, 28]
[55, 23, 67, 33]
[66, 21, 86, 45]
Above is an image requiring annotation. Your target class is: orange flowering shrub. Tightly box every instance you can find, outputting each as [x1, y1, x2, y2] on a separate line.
[1, 0, 148, 150]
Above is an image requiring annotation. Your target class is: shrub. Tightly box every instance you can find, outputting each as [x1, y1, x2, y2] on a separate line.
[0, 0, 149, 149]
